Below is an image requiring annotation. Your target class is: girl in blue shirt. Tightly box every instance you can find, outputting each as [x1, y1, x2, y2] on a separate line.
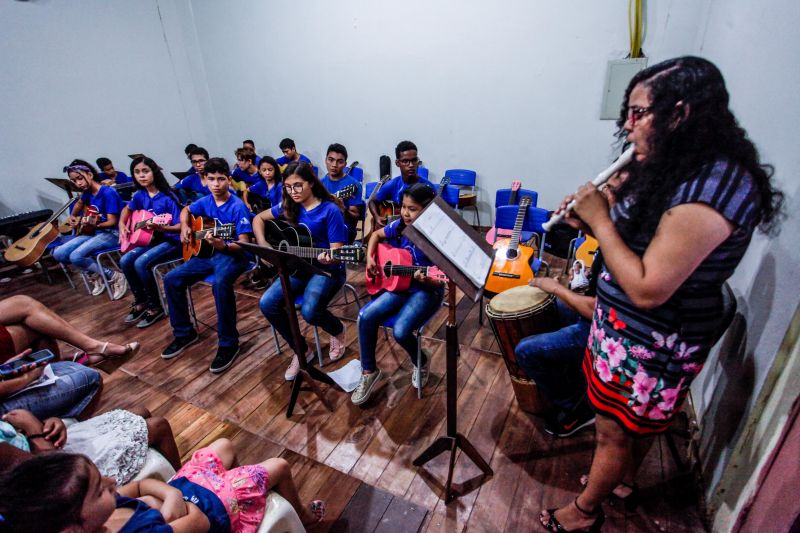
[351, 184, 444, 405]
[52, 159, 128, 300]
[254, 161, 349, 381]
[118, 157, 183, 328]
[244, 156, 283, 214]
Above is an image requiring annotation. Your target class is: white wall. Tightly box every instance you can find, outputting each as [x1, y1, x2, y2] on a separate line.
[186, 0, 706, 220]
[684, 0, 800, 520]
[0, 0, 211, 217]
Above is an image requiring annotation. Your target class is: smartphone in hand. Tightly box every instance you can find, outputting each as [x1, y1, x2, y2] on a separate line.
[0, 349, 56, 381]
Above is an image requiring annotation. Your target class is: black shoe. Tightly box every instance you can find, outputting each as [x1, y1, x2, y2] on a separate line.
[124, 303, 148, 324]
[161, 331, 199, 359]
[136, 308, 165, 329]
[544, 402, 596, 438]
[209, 344, 240, 374]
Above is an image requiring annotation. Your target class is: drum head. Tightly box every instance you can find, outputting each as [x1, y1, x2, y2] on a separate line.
[488, 285, 552, 314]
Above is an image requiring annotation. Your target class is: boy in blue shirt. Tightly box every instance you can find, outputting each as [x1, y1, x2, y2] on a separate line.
[367, 141, 434, 229]
[184, 143, 198, 173]
[242, 139, 262, 165]
[321, 143, 364, 244]
[231, 147, 261, 188]
[174, 147, 210, 203]
[96, 157, 132, 185]
[53, 159, 128, 299]
[162, 157, 253, 374]
[275, 138, 311, 168]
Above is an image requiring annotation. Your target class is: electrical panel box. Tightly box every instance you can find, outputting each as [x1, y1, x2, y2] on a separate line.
[600, 57, 648, 120]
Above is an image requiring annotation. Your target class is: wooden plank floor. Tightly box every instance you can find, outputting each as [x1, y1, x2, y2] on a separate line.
[0, 262, 707, 532]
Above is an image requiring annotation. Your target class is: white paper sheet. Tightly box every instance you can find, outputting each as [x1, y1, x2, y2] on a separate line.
[9, 364, 60, 398]
[412, 202, 492, 288]
[326, 359, 363, 392]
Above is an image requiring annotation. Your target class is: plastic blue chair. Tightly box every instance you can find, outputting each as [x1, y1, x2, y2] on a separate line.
[417, 167, 429, 179]
[312, 165, 319, 177]
[494, 205, 549, 259]
[364, 181, 379, 201]
[438, 182, 460, 208]
[494, 188, 538, 208]
[444, 169, 480, 226]
[347, 166, 364, 183]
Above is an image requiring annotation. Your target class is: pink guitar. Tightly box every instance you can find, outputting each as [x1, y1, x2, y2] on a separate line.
[485, 180, 522, 244]
[366, 243, 448, 295]
[120, 211, 173, 252]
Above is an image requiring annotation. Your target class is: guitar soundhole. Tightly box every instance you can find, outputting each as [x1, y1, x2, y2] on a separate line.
[507, 249, 519, 260]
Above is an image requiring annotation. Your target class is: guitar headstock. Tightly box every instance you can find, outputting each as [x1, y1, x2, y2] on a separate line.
[511, 180, 522, 191]
[152, 214, 173, 225]
[332, 245, 365, 264]
[436, 176, 451, 196]
[214, 224, 236, 241]
[335, 184, 357, 200]
[428, 266, 449, 283]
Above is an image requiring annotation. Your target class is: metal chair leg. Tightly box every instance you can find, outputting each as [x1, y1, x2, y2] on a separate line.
[313, 326, 323, 367]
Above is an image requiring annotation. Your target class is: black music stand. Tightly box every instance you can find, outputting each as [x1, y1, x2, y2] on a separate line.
[45, 177, 78, 201]
[239, 242, 338, 417]
[404, 196, 495, 503]
[128, 153, 145, 160]
[171, 171, 192, 182]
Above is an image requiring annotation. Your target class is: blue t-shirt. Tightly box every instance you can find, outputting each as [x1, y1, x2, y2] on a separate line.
[276, 153, 311, 166]
[169, 477, 231, 533]
[79, 185, 123, 226]
[271, 200, 348, 271]
[384, 218, 441, 293]
[189, 193, 252, 239]
[116, 494, 172, 532]
[127, 189, 183, 242]
[231, 166, 261, 186]
[374, 176, 434, 205]
[321, 175, 364, 208]
[249, 180, 282, 207]
[99, 171, 132, 184]
[174, 173, 210, 195]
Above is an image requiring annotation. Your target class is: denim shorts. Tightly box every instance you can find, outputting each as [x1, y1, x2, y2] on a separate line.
[0, 362, 102, 419]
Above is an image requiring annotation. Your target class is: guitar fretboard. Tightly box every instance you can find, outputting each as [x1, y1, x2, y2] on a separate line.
[383, 264, 434, 277]
[281, 246, 335, 259]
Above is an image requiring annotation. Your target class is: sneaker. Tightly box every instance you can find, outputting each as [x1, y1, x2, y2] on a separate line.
[124, 303, 148, 324]
[110, 271, 128, 300]
[161, 331, 199, 359]
[544, 401, 596, 438]
[351, 370, 382, 405]
[329, 327, 347, 361]
[89, 274, 106, 296]
[136, 308, 165, 328]
[411, 357, 430, 389]
[285, 349, 316, 381]
[209, 344, 241, 374]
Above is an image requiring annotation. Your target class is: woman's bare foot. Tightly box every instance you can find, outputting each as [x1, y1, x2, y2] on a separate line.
[539, 500, 598, 531]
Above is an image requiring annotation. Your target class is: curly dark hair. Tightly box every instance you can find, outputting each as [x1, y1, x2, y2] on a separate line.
[613, 56, 783, 240]
[281, 161, 342, 224]
[0, 453, 94, 532]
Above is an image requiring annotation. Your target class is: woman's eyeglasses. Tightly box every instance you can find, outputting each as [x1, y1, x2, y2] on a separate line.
[627, 105, 652, 124]
[283, 183, 306, 193]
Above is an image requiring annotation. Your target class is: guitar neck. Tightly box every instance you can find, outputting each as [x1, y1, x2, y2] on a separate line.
[195, 224, 234, 239]
[508, 203, 529, 250]
[384, 264, 433, 277]
[282, 245, 333, 259]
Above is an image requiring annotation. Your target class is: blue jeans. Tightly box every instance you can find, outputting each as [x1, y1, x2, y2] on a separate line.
[52, 231, 120, 277]
[358, 288, 443, 372]
[120, 240, 181, 308]
[259, 270, 346, 355]
[514, 300, 591, 412]
[164, 252, 249, 347]
[0, 362, 102, 419]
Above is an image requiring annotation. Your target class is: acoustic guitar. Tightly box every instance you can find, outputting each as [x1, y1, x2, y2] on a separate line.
[484, 196, 536, 296]
[261, 219, 364, 276]
[365, 243, 447, 295]
[182, 214, 236, 261]
[120, 211, 174, 253]
[485, 180, 522, 243]
[4, 197, 75, 266]
[575, 235, 599, 267]
[75, 206, 101, 236]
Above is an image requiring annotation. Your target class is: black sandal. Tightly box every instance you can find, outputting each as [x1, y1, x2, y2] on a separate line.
[539, 498, 605, 532]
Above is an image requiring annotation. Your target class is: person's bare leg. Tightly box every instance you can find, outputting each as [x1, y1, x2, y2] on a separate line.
[542, 415, 631, 530]
[76, 379, 103, 421]
[259, 457, 319, 525]
[580, 435, 652, 498]
[0, 295, 129, 358]
[128, 406, 151, 418]
[145, 416, 181, 470]
[207, 438, 236, 469]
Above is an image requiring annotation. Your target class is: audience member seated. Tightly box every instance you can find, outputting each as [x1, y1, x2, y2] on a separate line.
[52, 159, 128, 299]
[174, 146, 211, 204]
[0, 440, 326, 531]
[321, 143, 364, 244]
[2, 405, 180, 484]
[367, 140, 434, 229]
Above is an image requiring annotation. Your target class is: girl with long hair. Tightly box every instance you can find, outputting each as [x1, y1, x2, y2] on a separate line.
[118, 156, 183, 328]
[539, 56, 783, 532]
[253, 161, 349, 381]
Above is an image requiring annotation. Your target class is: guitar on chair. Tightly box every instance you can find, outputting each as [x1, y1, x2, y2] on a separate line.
[485, 180, 522, 243]
[4, 197, 75, 266]
[261, 219, 364, 276]
[120, 211, 174, 253]
[484, 196, 537, 296]
[365, 243, 448, 295]
[182, 214, 236, 261]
